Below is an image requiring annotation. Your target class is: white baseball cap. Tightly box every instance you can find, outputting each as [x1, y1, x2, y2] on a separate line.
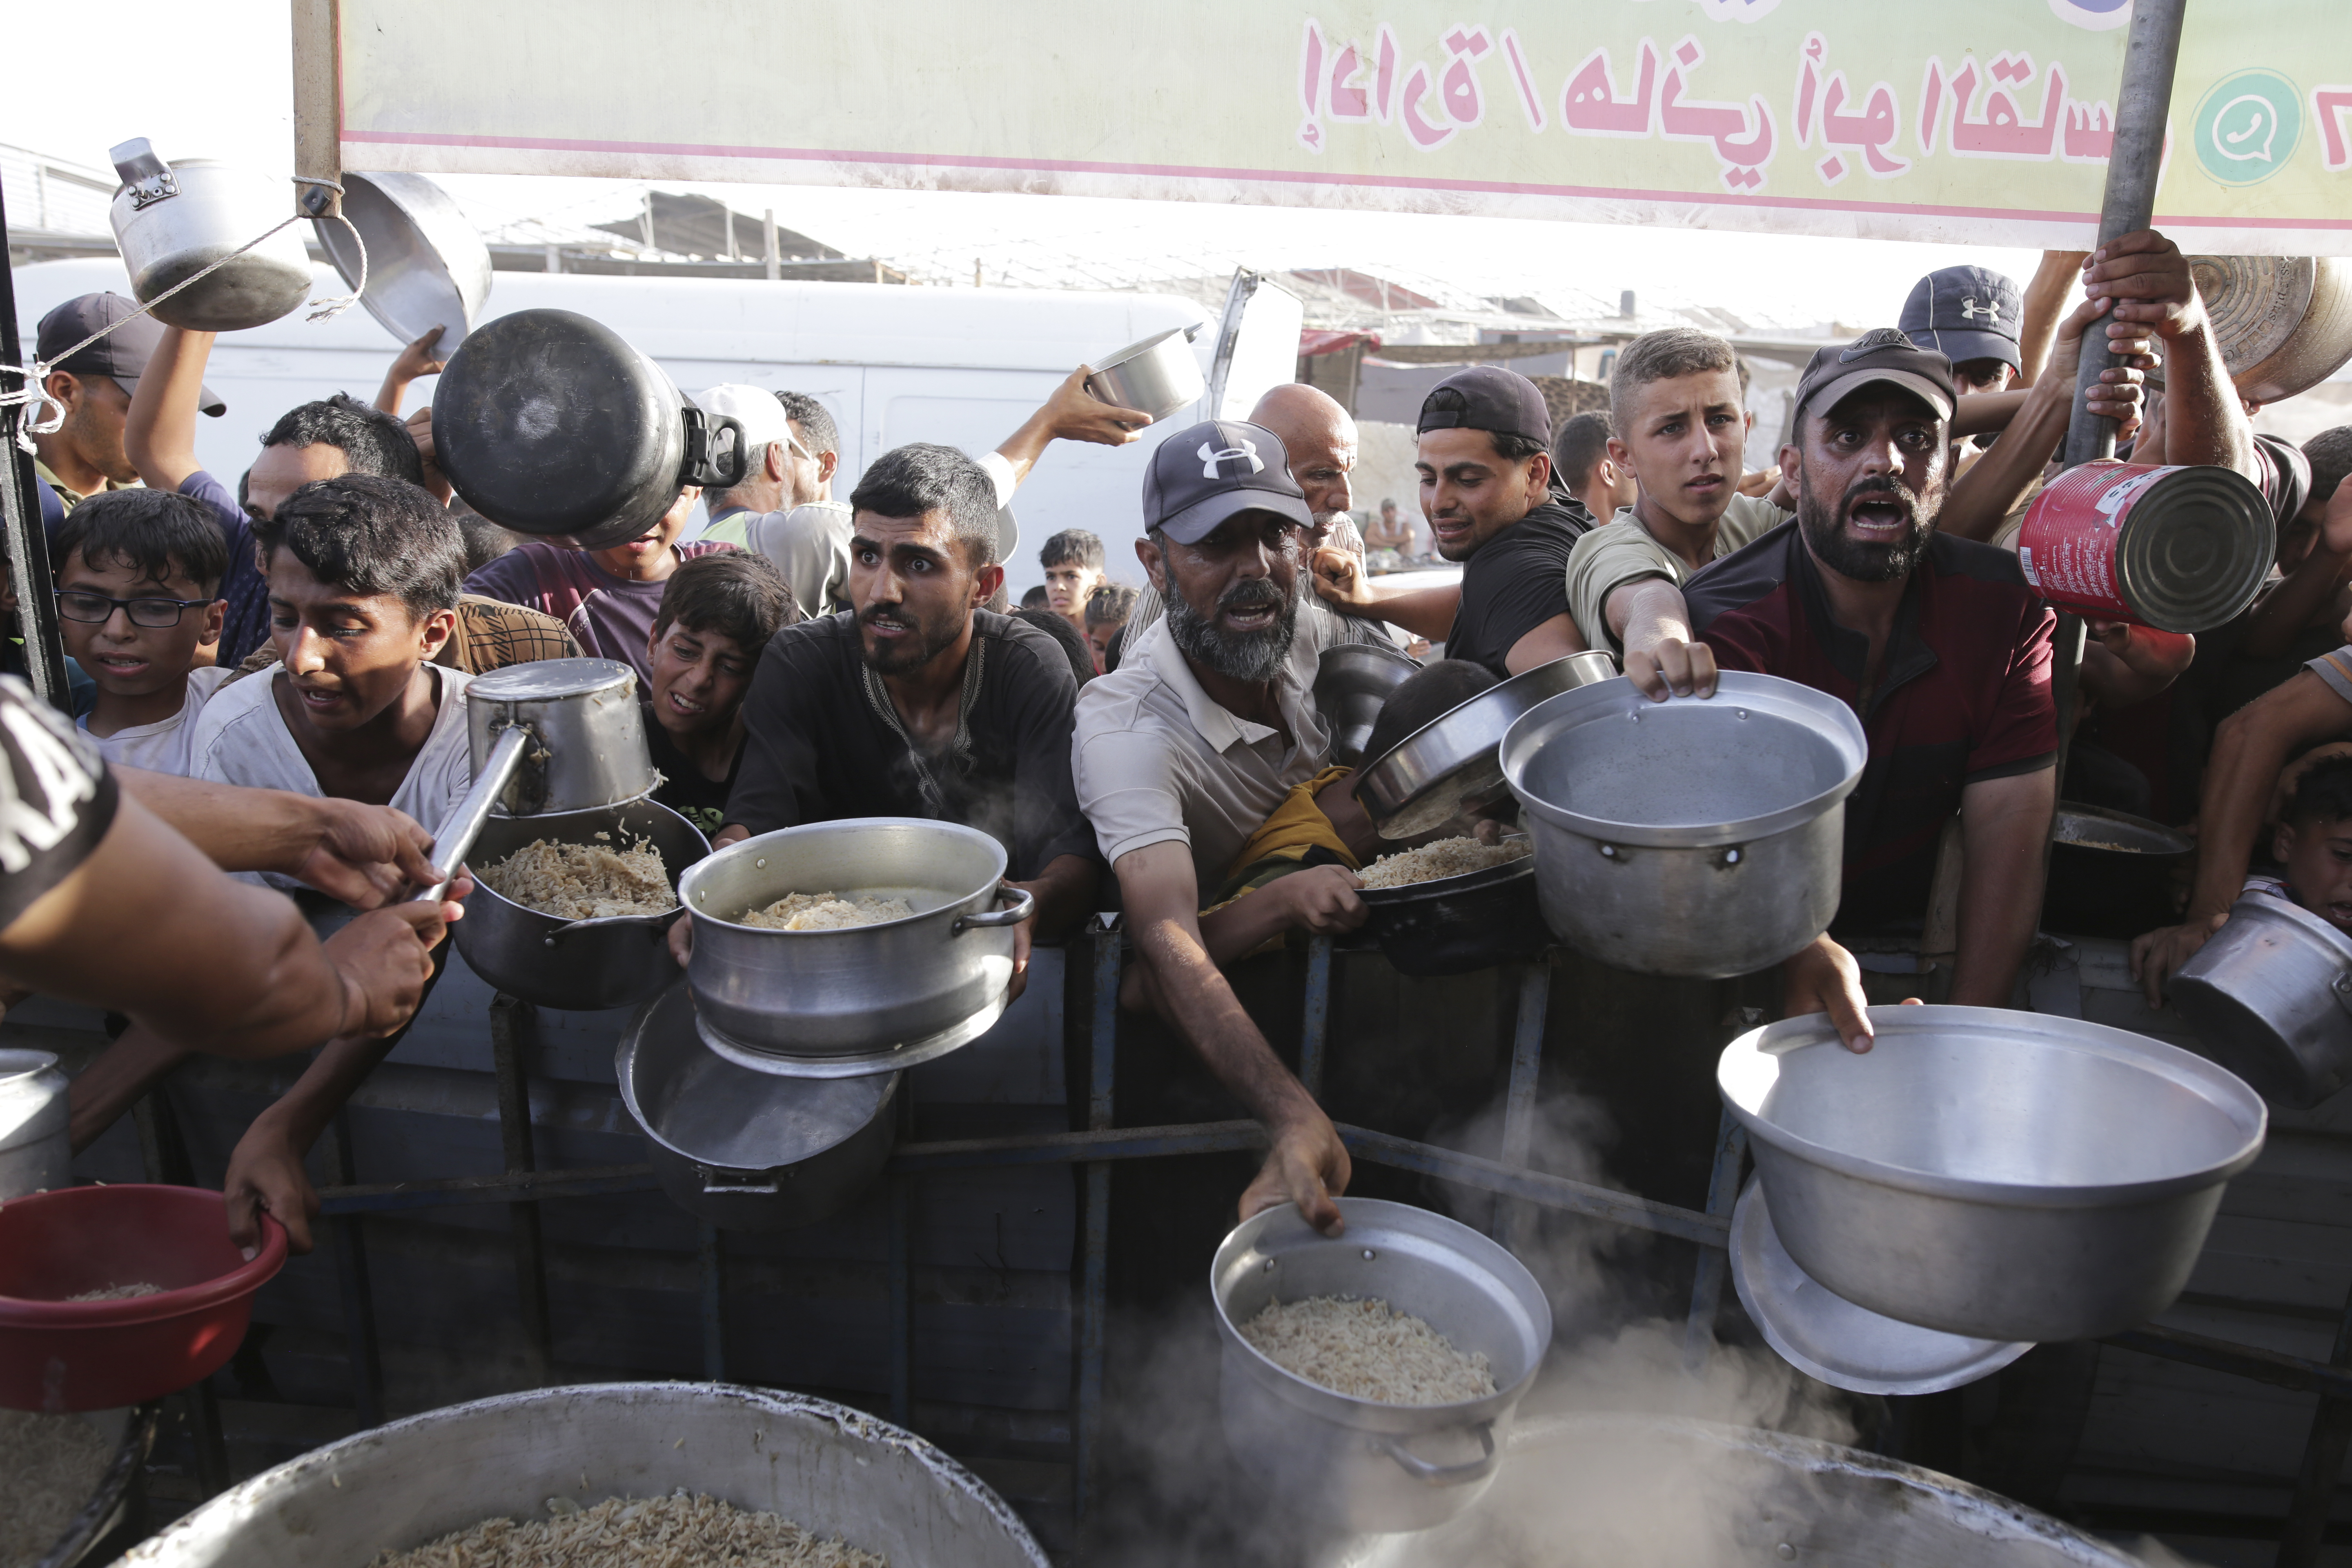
[695, 384, 795, 451]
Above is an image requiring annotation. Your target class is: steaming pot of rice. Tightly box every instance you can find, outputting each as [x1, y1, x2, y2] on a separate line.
[678, 819, 1033, 1075]
[1212, 1197, 1552, 1536]
[454, 799, 710, 1011]
[110, 1382, 1049, 1568]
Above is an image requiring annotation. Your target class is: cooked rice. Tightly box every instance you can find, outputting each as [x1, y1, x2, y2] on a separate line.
[737, 892, 915, 931]
[367, 1491, 886, 1568]
[1357, 835, 1531, 889]
[1241, 1294, 1496, 1405]
[479, 832, 677, 920]
[65, 1282, 163, 1302]
[0, 1408, 116, 1568]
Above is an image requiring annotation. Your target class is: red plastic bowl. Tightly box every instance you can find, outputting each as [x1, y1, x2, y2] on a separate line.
[0, 1184, 286, 1411]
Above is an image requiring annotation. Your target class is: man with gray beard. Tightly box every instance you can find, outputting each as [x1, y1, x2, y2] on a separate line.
[1074, 420, 1389, 1236]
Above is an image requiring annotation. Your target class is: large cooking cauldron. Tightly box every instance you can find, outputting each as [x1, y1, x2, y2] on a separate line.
[434, 309, 750, 550]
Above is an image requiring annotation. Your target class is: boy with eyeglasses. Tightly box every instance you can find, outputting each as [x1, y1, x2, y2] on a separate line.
[53, 489, 232, 774]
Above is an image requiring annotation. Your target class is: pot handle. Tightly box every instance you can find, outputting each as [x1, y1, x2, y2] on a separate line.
[1378, 1422, 1498, 1488]
[697, 1163, 783, 1195]
[953, 882, 1036, 932]
[2331, 972, 2352, 1018]
[681, 408, 751, 490]
[109, 138, 180, 209]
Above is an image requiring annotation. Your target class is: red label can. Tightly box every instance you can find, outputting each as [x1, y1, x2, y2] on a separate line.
[2013, 459, 2273, 633]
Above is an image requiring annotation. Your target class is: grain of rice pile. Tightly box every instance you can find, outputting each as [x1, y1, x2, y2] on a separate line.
[1357, 835, 1531, 889]
[1241, 1295, 1496, 1404]
[0, 1408, 116, 1568]
[65, 1281, 163, 1301]
[479, 832, 675, 920]
[367, 1491, 885, 1568]
[738, 892, 915, 931]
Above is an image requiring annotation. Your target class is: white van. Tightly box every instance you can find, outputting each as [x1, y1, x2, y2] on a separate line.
[11, 258, 1303, 597]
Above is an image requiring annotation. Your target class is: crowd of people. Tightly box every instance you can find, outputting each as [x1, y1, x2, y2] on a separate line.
[11, 220, 2351, 1242]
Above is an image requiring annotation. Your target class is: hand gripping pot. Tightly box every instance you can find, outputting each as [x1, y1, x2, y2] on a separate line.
[2172, 895, 2352, 1108]
[1212, 1198, 1552, 1536]
[107, 139, 313, 332]
[1500, 672, 1867, 978]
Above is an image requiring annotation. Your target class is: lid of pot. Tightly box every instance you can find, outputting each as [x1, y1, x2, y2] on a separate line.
[433, 308, 682, 538]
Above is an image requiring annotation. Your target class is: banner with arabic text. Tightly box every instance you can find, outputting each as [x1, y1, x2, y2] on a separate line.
[331, 0, 2352, 254]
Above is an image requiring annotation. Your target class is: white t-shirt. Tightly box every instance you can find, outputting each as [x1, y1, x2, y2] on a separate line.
[187, 664, 475, 888]
[78, 666, 234, 777]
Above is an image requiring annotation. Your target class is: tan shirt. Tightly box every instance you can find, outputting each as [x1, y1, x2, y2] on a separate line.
[1564, 494, 1787, 655]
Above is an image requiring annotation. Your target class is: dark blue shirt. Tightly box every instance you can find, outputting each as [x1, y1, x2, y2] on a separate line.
[176, 470, 270, 666]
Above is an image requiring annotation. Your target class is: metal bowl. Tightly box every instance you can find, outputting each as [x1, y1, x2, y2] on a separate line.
[2043, 802, 2192, 939]
[1355, 652, 1617, 840]
[2172, 894, 2352, 1107]
[454, 799, 709, 1011]
[1316, 642, 1422, 768]
[1212, 1197, 1552, 1536]
[1356, 846, 1544, 977]
[1718, 1005, 2267, 1342]
[1085, 324, 1206, 421]
[111, 1382, 1049, 1568]
[315, 170, 492, 354]
[36, 1404, 159, 1568]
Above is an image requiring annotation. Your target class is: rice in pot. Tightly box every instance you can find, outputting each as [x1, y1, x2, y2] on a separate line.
[1357, 836, 1530, 890]
[367, 1490, 886, 1568]
[479, 833, 677, 920]
[0, 1409, 117, 1568]
[737, 892, 915, 931]
[1240, 1294, 1496, 1404]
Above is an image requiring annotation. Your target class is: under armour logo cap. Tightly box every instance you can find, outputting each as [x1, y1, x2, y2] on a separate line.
[1144, 419, 1313, 544]
[1898, 264, 2024, 372]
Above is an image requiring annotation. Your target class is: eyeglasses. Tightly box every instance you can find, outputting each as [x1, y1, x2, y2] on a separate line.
[55, 590, 214, 628]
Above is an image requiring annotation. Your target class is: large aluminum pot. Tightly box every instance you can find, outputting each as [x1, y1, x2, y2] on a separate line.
[1501, 672, 1866, 978]
[2171, 895, 2352, 1107]
[114, 1382, 1049, 1568]
[679, 818, 1031, 1075]
[2183, 254, 2352, 405]
[1085, 324, 1205, 421]
[465, 659, 658, 817]
[1719, 1005, 2266, 1343]
[0, 1047, 70, 1200]
[316, 170, 492, 354]
[454, 799, 708, 1011]
[1329, 1413, 2145, 1567]
[106, 140, 312, 332]
[1213, 1197, 1552, 1536]
[619, 983, 897, 1230]
[1356, 652, 1618, 840]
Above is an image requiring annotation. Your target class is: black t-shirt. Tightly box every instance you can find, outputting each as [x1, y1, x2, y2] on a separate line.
[726, 610, 1097, 880]
[643, 706, 741, 840]
[0, 677, 117, 930]
[1445, 498, 1592, 678]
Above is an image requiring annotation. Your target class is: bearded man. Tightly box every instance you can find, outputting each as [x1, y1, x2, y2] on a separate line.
[1678, 328, 2059, 1012]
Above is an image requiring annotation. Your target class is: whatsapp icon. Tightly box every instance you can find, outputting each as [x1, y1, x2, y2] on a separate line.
[2194, 69, 2302, 186]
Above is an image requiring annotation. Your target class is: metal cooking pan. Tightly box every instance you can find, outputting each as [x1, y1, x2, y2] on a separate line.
[1355, 845, 1543, 977]
[1085, 325, 1205, 421]
[1316, 642, 1422, 768]
[315, 170, 492, 354]
[1354, 652, 1616, 840]
[2042, 802, 2191, 940]
[2171, 895, 2352, 1107]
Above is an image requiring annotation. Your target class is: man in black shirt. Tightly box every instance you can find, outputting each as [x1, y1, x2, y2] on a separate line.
[643, 552, 797, 837]
[1309, 365, 1590, 677]
[669, 444, 1100, 976]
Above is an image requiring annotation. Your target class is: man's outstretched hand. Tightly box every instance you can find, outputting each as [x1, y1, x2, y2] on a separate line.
[1781, 933, 1888, 1053]
[1625, 636, 1719, 702]
[1239, 1105, 1351, 1236]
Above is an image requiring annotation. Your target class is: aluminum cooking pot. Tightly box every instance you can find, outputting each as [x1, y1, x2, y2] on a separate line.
[316, 170, 492, 354]
[113, 1383, 1049, 1568]
[679, 818, 1031, 1076]
[1719, 1005, 2265, 1343]
[1356, 652, 1617, 840]
[466, 659, 659, 818]
[1316, 642, 1422, 768]
[1213, 1197, 1551, 1537]
[1355, 848, 1544, 978]
[1501, 672, 1866, 978]
[454, 799, 709, 1011]
[434, 309, 750, 550]
[2044, 802, 2193, 940]
[618, 983, 897, 1231]
[1085, 324, 1206, 421]
[0, 1048, 70, 1200]
[107, 139, 311, 332]
[2178, 254, 2352, 405]
[2172, 894, 2352, 1107]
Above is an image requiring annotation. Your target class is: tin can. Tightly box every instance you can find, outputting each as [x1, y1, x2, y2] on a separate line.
[2014, 461, 2274, 633]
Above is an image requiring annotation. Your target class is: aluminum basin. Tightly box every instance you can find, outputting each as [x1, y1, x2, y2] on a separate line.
[114, 1382, 1047, 1568]
[1719, 1005, 2266, 1342]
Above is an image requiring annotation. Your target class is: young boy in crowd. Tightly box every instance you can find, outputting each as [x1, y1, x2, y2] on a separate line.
[2246, 753, 2352, 934]
[643, 552, 796, 838]
[1040, 529, 1107, 642]
[53, 490, 232, 773]
[1085, 583, 1138, 670]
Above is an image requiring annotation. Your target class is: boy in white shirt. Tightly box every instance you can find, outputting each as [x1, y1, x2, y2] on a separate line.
[54, 490, 233, 774]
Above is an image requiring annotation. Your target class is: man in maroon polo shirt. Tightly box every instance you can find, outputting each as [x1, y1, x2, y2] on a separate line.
[1677, 329, 2057, 1031]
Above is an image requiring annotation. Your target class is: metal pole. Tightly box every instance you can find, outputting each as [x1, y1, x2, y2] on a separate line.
[2062, 0, 2189, 469]
[764, 210, 780, 281]
[0, 174, 72, 712]
[325, 1111, 385, 1428]
[1682, 1110, 1750, 1370]
[490, 996, 553, 1386]
[1495, 958, 1552, 1256]
[1074, 922, 1123, 1532]
[2277, 1275, 2352, 1566]
[887, 1173, 913, 1425]
[698, 1222, 728, 1382]
[1298, 936, 1332, 1100]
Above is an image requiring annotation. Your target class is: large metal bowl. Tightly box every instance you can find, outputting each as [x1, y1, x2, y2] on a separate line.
[1718, 1005, 2267, 1343]
[1213, 1197, 1552, 1536]
[1315, 642, 1422, 768]
[1085, 324, 1206, 421]
[678, 818, 1028, 1075]
[113, 1382, 1048, 1568]
[315, 170, 492, 354]
[455, 799, 709, 1011]
[1502, 672, 1866, 978]
[2172, 894, 2352, 1108]
[1355, 652, 1617, 840]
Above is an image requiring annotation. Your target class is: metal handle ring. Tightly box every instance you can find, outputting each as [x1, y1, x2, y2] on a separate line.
[1379, 1421, 1499, 1487]
[953, 882, 1036, 932]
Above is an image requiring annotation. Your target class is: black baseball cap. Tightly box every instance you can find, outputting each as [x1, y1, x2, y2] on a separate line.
[36, 293, 225, 416]
[1898, 265, 2024, 371]
[1143, 419, 1313, 544]
[1793, 328, 1956, 424]
[1417, 365, 1550, 445]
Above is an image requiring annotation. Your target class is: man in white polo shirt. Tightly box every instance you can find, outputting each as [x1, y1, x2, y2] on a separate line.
[1074, 420, 1374, 1238]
